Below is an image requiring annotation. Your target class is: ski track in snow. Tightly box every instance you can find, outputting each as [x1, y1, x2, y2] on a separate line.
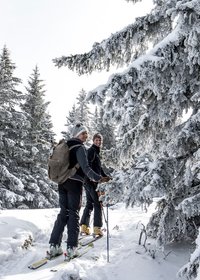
[0, 203, 190, 280]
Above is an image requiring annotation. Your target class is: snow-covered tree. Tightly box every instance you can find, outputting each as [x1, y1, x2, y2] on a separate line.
[90, 106, 116, 171]
[22, 66, 55, 144]
[0, 50, 58, 210]
[76, 88, 92, 139]
[0, 46, 30, 209]
[61, 104, 76, 139]
[97, 107, 116, 150]
[62, 89, 92, 141]
[20, 66, 58, 208]
[0, 46, 23, 108]
[90, 106, 99, 132]
[53, 1, 200, 278]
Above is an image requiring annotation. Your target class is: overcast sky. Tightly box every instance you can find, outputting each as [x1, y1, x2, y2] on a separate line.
[0, 0, 153, 138]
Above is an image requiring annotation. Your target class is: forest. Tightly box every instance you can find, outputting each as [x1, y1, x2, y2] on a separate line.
[0, 0, 200, 278]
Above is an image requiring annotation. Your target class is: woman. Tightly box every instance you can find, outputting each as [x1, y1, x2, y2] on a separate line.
[48, 124, 108, 259]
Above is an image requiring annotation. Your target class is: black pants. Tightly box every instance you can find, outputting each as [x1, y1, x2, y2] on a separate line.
[49, 179, 82, 248]
[80, 183, 102, 228]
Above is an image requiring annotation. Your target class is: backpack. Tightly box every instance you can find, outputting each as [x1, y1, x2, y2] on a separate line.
[48, 139, 81, 184]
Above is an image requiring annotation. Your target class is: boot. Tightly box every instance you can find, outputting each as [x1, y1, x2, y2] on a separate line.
[65, 247, 79, 260]
[93, 226, 103, 236]
[81, 224, 91, 235]
[47, 244, 63, 259]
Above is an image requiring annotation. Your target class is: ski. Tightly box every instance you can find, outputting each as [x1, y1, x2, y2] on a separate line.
[28, 233, 102, 270]
[28, 252, 63, 270]
[28, 258, 48, 269]
[78, 233, 92, 241]
[28, 235, 88, 270]
[79, 235, 103, 246]
[28, 241, 94, 270]
[50, 243, 94, 272]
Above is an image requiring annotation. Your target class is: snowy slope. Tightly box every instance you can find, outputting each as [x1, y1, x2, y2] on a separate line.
[0, 203, 190, 280]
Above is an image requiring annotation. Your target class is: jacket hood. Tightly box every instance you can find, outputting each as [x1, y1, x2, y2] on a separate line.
[67, 138, 83, 146]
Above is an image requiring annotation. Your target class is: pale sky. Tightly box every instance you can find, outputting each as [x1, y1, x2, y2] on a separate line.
[0, 0, 153, 138]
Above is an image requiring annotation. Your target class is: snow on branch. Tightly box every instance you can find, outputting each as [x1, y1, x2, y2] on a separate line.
[176, 0, 200, 15]
[53, 9, 172, 75]
[0, 187, 24, 208]
[0, 164, 24, 192]
[178, 230, 200, 279]
[177, 192, 200, 219]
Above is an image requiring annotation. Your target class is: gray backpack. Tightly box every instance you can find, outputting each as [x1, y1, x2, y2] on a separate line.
[48, 139, 81, 184]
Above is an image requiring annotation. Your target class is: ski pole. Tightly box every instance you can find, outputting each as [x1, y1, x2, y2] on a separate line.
[106, 204, 109, 263]
[102, 205, 107, 224]
[101, 203, 109, 262]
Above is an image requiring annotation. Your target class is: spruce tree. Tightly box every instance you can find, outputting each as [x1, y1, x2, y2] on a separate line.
[76, 89, 91, 123]
[0, 48, 58, 209]
[21, 66, 58, 208]
[90, 106, 116, 171]
[0, 46, 23, 108]
[97, 107, 116, 150]
[22, 66, 54, 144]
[0, 46, 29, 209]
[53, 1, 200, 278]
[90, 106, 99, 133]
[61, 104, 76, 139]
[75, 88, 92, 142]
[63, 89, 92, 141]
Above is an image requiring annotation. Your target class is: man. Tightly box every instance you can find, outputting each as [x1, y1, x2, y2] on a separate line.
[48, 124, 109, 259]
[80, 133, 111, 236]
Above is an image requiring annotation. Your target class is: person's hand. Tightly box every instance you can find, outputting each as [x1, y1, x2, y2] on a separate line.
[99, 176, 110, 183]
[97, 191, 105, 197]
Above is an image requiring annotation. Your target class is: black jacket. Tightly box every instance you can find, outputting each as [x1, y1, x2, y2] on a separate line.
[86, 144, 107, 185]
[67, 138, 101, 183]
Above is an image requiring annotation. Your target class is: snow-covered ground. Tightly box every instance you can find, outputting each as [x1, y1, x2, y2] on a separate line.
[0, 202, 191, 280]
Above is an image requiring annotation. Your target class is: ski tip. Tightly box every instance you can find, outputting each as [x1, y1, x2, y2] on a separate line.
[28, 258, 48, 269]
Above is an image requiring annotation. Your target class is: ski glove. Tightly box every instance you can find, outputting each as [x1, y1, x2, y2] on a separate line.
[99, 176, 110, 183]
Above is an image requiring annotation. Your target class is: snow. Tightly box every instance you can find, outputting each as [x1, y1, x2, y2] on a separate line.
[0, 202, 190, 280]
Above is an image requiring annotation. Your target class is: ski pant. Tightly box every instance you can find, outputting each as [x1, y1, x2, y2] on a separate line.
[80, 183, 102, 228]
[49, 178, 82, 248]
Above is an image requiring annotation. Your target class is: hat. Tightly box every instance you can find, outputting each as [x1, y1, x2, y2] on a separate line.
[72, 123, 88, 138]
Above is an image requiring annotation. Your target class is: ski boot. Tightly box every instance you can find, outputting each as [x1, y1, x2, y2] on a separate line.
[80, 224, 91, 235]
[47, 244, 63, 259]
[93, 227, 103, 236]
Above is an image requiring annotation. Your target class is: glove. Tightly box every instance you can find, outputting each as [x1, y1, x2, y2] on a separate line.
[99, 176, 110, 183]
[97, 191, 105, 197]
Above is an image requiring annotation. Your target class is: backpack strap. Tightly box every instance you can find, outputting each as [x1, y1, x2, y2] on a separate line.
[69, 144, 82, 151]
[69, 144, 82, 170]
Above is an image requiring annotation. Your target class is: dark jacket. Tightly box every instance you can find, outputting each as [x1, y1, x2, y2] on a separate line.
[86, 144, 107, 185]
[67, 138, 101, 183]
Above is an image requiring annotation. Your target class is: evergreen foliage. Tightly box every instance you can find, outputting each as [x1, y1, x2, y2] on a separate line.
[53, 1, 200, 278]
[62, 89, 92, 143]
[0, 48, 58, 209]
[0, 46, 23, 108]
[61, 104, 76, 140]
[92, 107, 116, 150]
[76, 88, 92, 140]
[20, 66, 58, 208]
